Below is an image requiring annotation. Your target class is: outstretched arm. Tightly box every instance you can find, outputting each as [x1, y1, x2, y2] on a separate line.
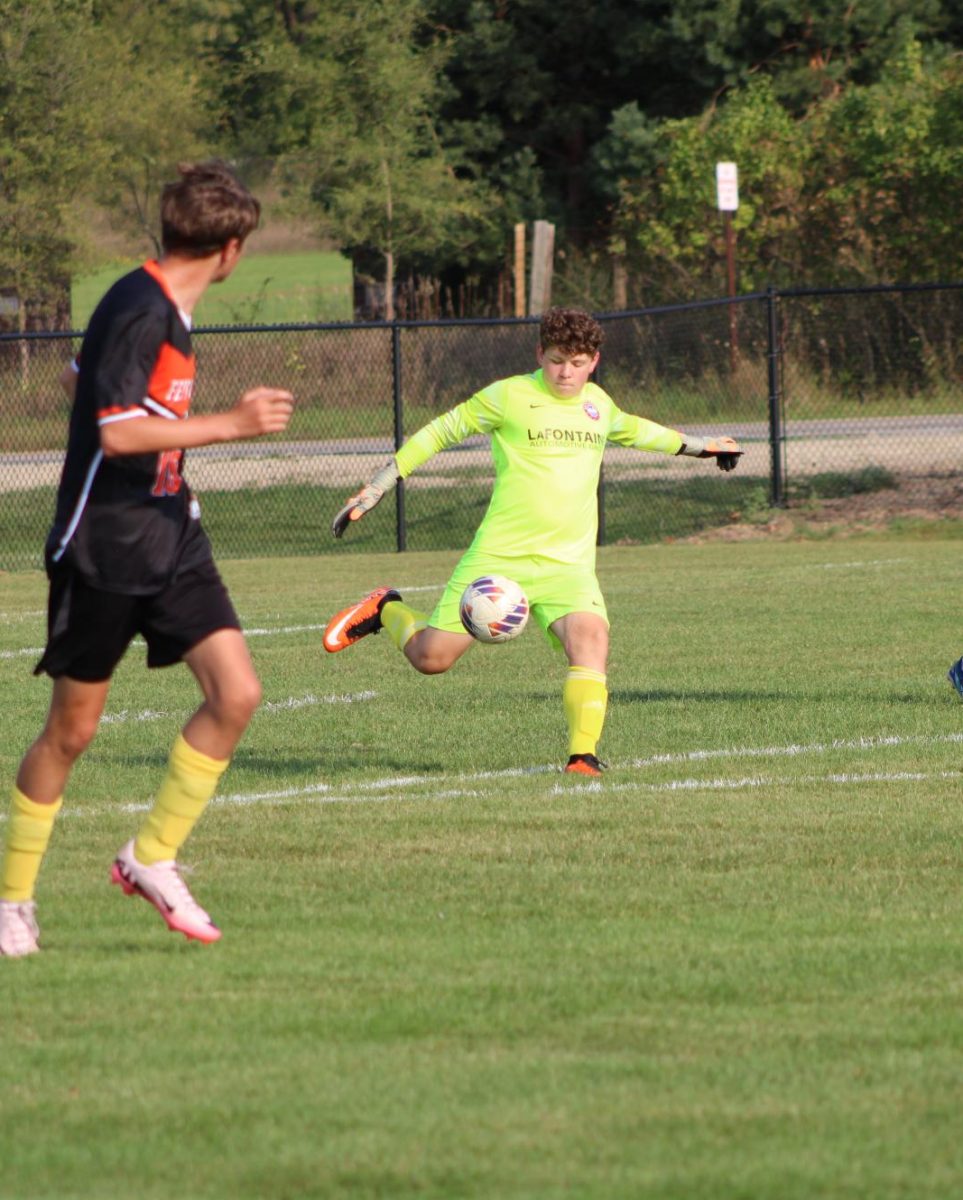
[100, 387, 294, 457]
[331, 386, 504, 538]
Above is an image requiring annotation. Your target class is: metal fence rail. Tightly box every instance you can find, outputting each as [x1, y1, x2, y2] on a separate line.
[1, 283, 961, 571]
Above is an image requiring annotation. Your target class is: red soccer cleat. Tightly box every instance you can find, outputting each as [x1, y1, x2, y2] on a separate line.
[564, 753, 607, 777]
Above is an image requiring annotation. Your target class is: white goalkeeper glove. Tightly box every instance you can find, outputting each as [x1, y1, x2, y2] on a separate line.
[331, 459, 399, 538]
[678, 434, 743, 472]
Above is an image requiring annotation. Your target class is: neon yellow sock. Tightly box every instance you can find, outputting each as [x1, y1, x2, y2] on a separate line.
[381, 600, 428, 651]
[563, 666, 608, 757]
[134, 734, 229, 865]
[1, 788, 63, 902]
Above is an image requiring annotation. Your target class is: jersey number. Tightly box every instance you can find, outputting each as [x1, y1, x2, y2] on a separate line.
[152, 450, 184, 497]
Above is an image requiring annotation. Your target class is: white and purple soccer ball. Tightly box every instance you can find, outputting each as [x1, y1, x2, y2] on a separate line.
[459, 575, 530, 644]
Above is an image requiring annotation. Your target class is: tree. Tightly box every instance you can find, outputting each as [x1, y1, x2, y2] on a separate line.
[0, 0, 101, 329]
[804, 36, 963, 283]
[193, 0, 495, 316]
[86, 1, 211, 257]
[609, 77, 810, 300]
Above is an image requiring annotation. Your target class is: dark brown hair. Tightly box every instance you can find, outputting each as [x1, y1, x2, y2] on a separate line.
[160, 160, 261, 256]
[538, 307, 604, 356]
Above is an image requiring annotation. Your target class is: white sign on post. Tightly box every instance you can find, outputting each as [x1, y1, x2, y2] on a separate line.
[716, 161, 739, 211]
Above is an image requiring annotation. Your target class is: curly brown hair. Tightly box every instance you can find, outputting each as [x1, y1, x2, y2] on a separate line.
[538, 307, 604, 356]
[161, 160, 261, 257]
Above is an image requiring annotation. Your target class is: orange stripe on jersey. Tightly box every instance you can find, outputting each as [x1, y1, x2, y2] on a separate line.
[142, 259, 176, 304]
[148, 342, 196, 416]
[97, 404, 148, 422]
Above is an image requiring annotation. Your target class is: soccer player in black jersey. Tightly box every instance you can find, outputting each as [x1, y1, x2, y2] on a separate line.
[0, 161, 294, 957]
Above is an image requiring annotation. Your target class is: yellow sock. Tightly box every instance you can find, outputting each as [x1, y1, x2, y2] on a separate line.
[134, 734, 229, 865]
[1, 788, 63, 902]
[563, 666, 608, 756]
[381, 600, 428, 651]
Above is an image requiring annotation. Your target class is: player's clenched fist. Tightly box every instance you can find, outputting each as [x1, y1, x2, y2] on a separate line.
[232, 386, 295, 437]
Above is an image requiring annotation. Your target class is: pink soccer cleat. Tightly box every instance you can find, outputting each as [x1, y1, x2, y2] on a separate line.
[0, 899, 40, 958]
[111, 839, 221, 944]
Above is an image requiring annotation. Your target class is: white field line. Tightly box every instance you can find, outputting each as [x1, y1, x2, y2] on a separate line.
[0, 646, 43, 660]
[0, 588, 446, 661]
[555, 770, 954, 796]
[633, 731, 963, 768]
[817, 558, 910, 570]
[0, 610, 45, 621]
[97, 690, 378, 728]
[1, 625, 334, 659]
[0, 746, 957, 824]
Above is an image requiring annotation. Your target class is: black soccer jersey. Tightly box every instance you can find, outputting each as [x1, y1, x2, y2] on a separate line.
[47, 261, 213, 594]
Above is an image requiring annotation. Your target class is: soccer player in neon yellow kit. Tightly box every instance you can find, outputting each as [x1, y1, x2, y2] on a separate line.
[323, 307, 742, 776]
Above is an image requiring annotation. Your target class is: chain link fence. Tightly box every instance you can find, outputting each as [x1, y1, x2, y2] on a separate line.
[1, 283, 961, 571]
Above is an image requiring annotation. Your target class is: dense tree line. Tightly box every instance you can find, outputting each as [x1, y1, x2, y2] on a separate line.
[2, 0, 961, 322]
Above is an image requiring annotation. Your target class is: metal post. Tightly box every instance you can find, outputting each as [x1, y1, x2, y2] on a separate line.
[766, 286, 785, 507]
[392, 323, 406, 550]
[725, 212, 738, 372]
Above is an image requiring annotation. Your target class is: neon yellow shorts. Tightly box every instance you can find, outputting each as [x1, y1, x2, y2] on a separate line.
[429, 551, 608, 650]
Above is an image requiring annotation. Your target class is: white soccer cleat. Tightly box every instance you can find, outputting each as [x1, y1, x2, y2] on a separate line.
[0, 898, 40, 958]
[110, 839, 222, 944]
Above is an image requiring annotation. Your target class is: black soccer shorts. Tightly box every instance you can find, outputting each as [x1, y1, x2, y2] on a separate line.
[34, 558, 241, 681]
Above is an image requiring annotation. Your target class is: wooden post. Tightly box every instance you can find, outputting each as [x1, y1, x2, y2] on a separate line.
[528, 220, 555, 316]
[513, 223, 526, 318]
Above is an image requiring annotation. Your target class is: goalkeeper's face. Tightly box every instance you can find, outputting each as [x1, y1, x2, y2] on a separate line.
[536, 344, 601, 399]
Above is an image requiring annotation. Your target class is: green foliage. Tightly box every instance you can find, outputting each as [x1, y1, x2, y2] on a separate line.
[804, 36, 963, 283]
[192, 0, 497, 299]
[610, 39, 963, 298]
[2, 1, 963, 312]
[85, 1, 211, 258]
[611, 76, 810, 297]
[0, 0, 102, 319]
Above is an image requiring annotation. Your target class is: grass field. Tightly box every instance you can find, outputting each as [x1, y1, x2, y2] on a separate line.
[71, 250, 354, 329]
[2, 537, 962, 1198]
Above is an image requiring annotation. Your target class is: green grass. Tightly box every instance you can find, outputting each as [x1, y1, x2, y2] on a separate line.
[71, 250, 353, 329]
[1, 537, 962, 1198]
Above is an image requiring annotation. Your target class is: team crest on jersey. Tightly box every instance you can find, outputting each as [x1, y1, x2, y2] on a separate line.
[583, 400, 600, 420]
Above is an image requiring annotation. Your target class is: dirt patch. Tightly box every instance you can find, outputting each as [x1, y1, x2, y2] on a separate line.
[680, 474, 963, 543]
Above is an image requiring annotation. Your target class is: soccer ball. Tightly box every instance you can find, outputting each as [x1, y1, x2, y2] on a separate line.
[459, 575, 529, 644]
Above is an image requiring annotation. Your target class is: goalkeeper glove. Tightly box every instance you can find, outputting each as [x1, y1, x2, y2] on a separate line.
[678, 434, 743, 472]
[332, 459, 399, 538]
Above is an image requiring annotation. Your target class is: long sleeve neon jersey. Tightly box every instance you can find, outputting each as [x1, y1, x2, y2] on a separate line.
[394, 369, 683, 567]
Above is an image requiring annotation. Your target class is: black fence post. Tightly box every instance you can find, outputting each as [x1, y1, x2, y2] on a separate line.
[766, 286, 786, 507]
[392, 323, 406, 551]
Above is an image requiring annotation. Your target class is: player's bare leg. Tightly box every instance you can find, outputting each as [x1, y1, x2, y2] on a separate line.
[551, 612, 610, 776]
[181, 628, 262, 760]
[401, 626, 474, 675]
[16, 676, 110, 803]
[1, 677, 109, 956]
